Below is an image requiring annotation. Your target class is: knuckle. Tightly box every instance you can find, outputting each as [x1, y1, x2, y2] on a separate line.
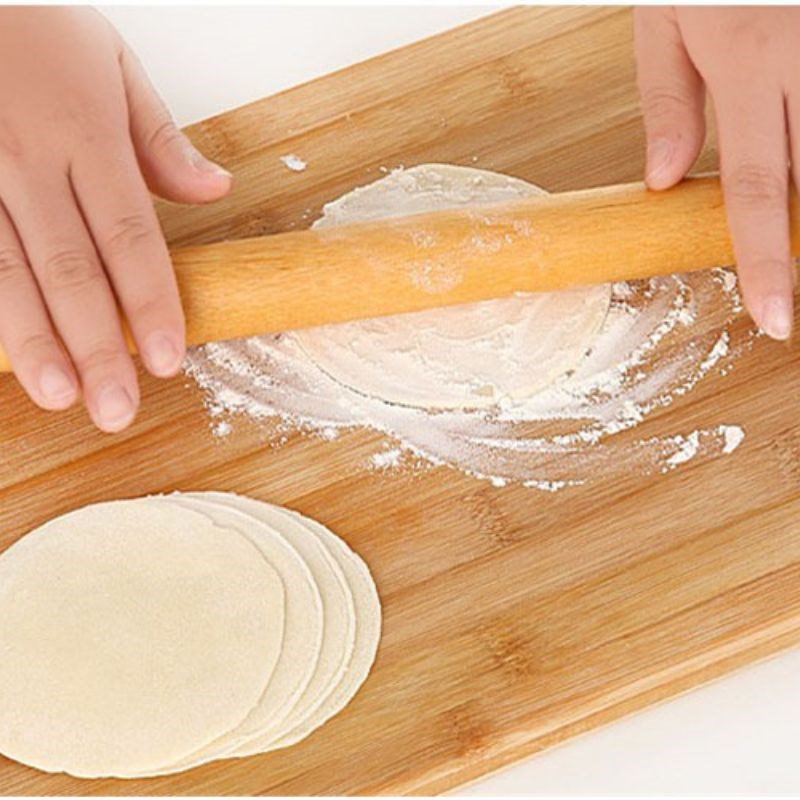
[76, 343, 127, 375]
[0, 117, 25, 164]
[147, 118, 183, 153]
[0, 248, 29, 285]
[15, 332, 57, 361]
[640, 86, 694, 123]
[102, 213, 156, 256]
[76, 123, 117, 151]
[50, 104, 116, 146]
[40, 249, 103, 293]
[128, 295, 169, 324]
[726, 162, 786, 209]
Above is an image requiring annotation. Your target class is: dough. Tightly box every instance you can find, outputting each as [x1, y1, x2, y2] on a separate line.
[0, 500, 284, 779]
[186, 493, 357, 756]
[0, 494, 381, 779]
[292, 164, 612, 409]
[145, 494, 324, 771]
[132, 493, 381, 774]
[265, 505, 381, 751]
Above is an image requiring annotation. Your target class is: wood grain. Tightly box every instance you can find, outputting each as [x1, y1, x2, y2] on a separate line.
[1, 7, 798, 796]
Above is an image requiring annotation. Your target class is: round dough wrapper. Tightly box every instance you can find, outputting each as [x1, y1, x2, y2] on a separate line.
[264, 505, 381, 751]
[130, 493, 380, 775]
[292, 164, 612, 409]
[183, 492, 357, 757]
[146, 493, 324, 771]
[0, 500, 284, 779]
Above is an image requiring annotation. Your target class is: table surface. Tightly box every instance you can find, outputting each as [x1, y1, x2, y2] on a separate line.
[97, 7, 800, 795]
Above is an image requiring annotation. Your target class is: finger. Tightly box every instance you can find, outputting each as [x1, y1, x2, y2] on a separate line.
[715, 87, 793, 339]
[0, 201, 78, 410]
[71, 143, 186, 378]
[3, 168, 140, 431]
[118, 42, 232, 204]
[784, 90, 800, 289]
[634, 7, 706, 190]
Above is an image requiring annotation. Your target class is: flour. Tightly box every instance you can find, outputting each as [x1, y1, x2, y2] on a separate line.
[280, 154, 307, 172]
[213, 420, 232, 438]
[186, 165, 751, 490]
[655, 423, 745, 473]
[721, 424, 745, 454]
[369, 449, 402, 470]
[666, 431, 701, 467]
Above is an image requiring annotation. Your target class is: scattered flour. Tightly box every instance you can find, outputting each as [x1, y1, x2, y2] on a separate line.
[370, 448, 403, 470]
[721, 424, 745, 455]
[666, 431, 701, 468]
[280, 154, 307, 172]
[186, 166, 752, 490]
[212, 420, 232, 438]
[657, 423, 745, 473]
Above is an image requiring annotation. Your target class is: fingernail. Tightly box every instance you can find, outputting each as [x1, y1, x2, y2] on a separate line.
[646, 138, 674, 186]
[144, 331, 183, 377]
[38, 363, 76, 408]
[760, 294, 793, 341]
[95, 383, 136, 432]
[187, 145, 232, 178]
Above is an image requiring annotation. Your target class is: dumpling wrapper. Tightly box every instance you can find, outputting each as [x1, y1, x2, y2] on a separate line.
[264, 504, 381, 752]
[0, 500, 284, 779]
[182, 492, 357, 756]
[136, 493, 380, 773]
[292, 164, 612, 410]
[188, 492, 379, 756]
[139, 493, 324, 773]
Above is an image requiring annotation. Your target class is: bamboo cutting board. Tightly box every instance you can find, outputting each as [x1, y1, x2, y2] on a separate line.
[2, 7, 800, 795]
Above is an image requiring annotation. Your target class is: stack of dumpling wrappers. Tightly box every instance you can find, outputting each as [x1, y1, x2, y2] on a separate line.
[0, 492, 381, 778]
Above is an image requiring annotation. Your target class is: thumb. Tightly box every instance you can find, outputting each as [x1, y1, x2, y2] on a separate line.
[634, 7, 706, 190]
[119, 43, 232, 204]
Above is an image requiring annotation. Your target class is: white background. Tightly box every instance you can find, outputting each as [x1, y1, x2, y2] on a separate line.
[101, 7, 800, 795]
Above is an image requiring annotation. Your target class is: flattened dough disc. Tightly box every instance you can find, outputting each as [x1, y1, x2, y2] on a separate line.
[140, 493, 381, 771]
[293, 164, 612, 409]
[0, 500, 283, 779]
[144, 494, 324, 772]
[184, 492, 357, 756]
[140, 493, 380, 770]
[265, 505, 381, 751]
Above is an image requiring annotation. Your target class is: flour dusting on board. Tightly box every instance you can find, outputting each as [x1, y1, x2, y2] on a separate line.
[280, 154, 307, 172]
[186, 165, 751, 490]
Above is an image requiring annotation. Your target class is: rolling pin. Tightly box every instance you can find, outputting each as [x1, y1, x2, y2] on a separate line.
[0, 174, 794, 373]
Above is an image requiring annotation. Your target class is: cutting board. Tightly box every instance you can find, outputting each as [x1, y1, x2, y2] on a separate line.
[2, 7, 800, 795]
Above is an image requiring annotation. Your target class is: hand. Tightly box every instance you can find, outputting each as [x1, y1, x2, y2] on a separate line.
[0, 7, 231, 431]
[635, 7, 798, 340]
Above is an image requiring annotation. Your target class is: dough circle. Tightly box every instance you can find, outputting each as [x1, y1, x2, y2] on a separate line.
[266, 505, 381, 751]
[185, 492, 359, 757]
[0, 500, 284, 779]
[0, 494, 381, 779]
[292, 164, 612, 409]
[147, 493, 325, 771]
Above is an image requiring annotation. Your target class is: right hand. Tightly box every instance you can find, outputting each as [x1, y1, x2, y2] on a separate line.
[635, 7, 800, 341]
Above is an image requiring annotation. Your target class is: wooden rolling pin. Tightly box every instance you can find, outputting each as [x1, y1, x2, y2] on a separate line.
[0, 174, 794, 373]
